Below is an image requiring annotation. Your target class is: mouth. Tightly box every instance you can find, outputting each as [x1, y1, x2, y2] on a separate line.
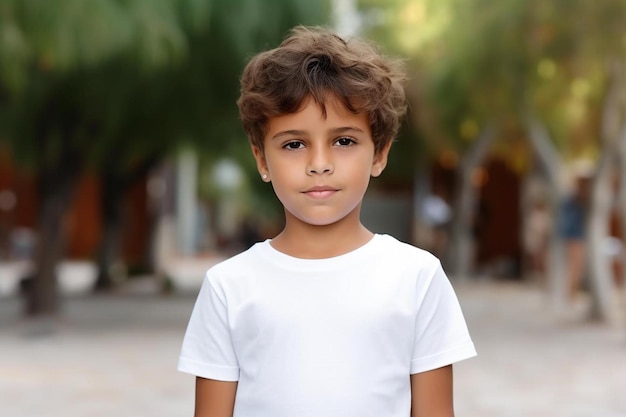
[302, 186, 339, 199]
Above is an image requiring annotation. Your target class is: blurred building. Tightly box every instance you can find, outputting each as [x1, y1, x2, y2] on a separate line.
[2, 143, 623, 286]
[0, 147, 150, 266]
[427, 155, 524, 278]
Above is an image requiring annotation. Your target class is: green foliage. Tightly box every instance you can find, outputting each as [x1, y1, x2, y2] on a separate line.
[360, 0, 626, 161]
[0, 0, 330, 171]
[0, 0, 195, 93]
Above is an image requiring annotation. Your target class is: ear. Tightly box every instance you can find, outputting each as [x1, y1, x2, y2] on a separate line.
[371, 141, 392, 178]
[251, 145, 270, 182]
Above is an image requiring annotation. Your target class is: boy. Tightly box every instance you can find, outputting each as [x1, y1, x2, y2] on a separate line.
[178, 26, 476, 417]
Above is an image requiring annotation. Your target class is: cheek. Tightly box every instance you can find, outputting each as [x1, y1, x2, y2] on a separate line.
[266, 157, 295, 178]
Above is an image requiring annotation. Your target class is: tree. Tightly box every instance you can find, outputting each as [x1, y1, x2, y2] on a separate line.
[0, 0, 330, 314]
[0, 0, 201, 314]
[91, 0, 331, 290]
[359, 0, 626, 320]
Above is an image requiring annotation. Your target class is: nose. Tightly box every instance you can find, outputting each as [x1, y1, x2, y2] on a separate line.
[307, 146, 334, 175]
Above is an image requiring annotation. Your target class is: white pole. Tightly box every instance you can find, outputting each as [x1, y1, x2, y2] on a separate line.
[176, 149, 198, 256]
[332, 0, 360, 37]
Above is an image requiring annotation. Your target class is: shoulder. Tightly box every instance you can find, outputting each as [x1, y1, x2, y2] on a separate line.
[374, 234, 442, 276]
[204, 241, 269, 284]
[375, 234, 439, 262]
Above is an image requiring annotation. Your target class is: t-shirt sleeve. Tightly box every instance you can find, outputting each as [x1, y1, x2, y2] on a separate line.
[177, 272, 240, 381]
[410, 261, 476, 374]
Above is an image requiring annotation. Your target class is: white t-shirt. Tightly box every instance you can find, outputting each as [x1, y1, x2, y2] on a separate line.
[178, 234, 476, 417]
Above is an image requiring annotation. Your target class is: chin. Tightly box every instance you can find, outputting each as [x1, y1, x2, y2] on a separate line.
[285, 206, 360, 228]
[295, 214, 351, 227]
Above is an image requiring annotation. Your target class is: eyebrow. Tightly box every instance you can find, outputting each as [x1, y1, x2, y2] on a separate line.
[271, 126, 366, 140]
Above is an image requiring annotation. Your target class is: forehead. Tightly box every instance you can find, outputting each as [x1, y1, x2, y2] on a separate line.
[266, 95, 370, 138]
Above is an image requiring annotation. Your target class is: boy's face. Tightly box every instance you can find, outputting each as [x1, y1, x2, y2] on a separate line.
[252, 95, 390, 228]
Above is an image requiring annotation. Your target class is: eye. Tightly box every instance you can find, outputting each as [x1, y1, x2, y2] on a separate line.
[283, 141, 304, 150]
[335, 137, 355, 147]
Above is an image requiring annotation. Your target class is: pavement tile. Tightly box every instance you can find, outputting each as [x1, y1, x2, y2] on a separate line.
[0, 281, 625, 417]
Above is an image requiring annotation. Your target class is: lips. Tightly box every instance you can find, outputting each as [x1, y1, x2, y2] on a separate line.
[302, 185, 339, 199]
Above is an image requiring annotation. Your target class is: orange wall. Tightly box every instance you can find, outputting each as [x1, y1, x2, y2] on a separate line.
[1, 147, 149, 263]
[475, 158, 522, 266]
[122, 178, 150, 265]
[0, 148, 37, 228]
[65, 174, 101, 258]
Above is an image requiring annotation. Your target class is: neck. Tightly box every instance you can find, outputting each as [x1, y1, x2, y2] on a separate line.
[271, 216, 374, 259]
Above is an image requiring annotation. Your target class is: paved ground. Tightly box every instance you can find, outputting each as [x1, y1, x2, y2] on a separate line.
[1, 280, 625, 417]
[454, 283, 626, 417]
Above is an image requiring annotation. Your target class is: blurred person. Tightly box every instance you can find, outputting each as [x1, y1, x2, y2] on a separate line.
[421, 190, 452, 259]
[178, 26, 476, 417]
[558, 176, 589, 301]
[523, 199, 551, 282]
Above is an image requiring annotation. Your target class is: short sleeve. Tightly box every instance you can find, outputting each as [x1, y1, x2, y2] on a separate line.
[410, 262, 476, 374]
[177, 272, 240, 381]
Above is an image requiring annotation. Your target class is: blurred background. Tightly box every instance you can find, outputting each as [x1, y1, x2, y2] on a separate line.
[0, 0, 625, 416]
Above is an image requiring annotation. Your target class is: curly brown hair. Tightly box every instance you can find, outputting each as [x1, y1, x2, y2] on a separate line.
[237, 26, 407, 155]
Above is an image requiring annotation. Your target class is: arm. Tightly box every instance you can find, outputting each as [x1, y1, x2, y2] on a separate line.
[410, 365, 454, 417]
[195, 377, 238, 417]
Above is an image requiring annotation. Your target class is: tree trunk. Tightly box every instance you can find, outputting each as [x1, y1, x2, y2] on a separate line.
[586, 62, 625, 322]
[24, 174, 79, 316]
[24, 92, 85, 316]
[94, 153, 162, 290]
[448, 125, 497, 279]
[526, 118, 567, 309]
[94, 178, 125, 291]
[620, 127, 626, 289]
[587, 145, 620, 322]
[619, 127, 626, 327]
